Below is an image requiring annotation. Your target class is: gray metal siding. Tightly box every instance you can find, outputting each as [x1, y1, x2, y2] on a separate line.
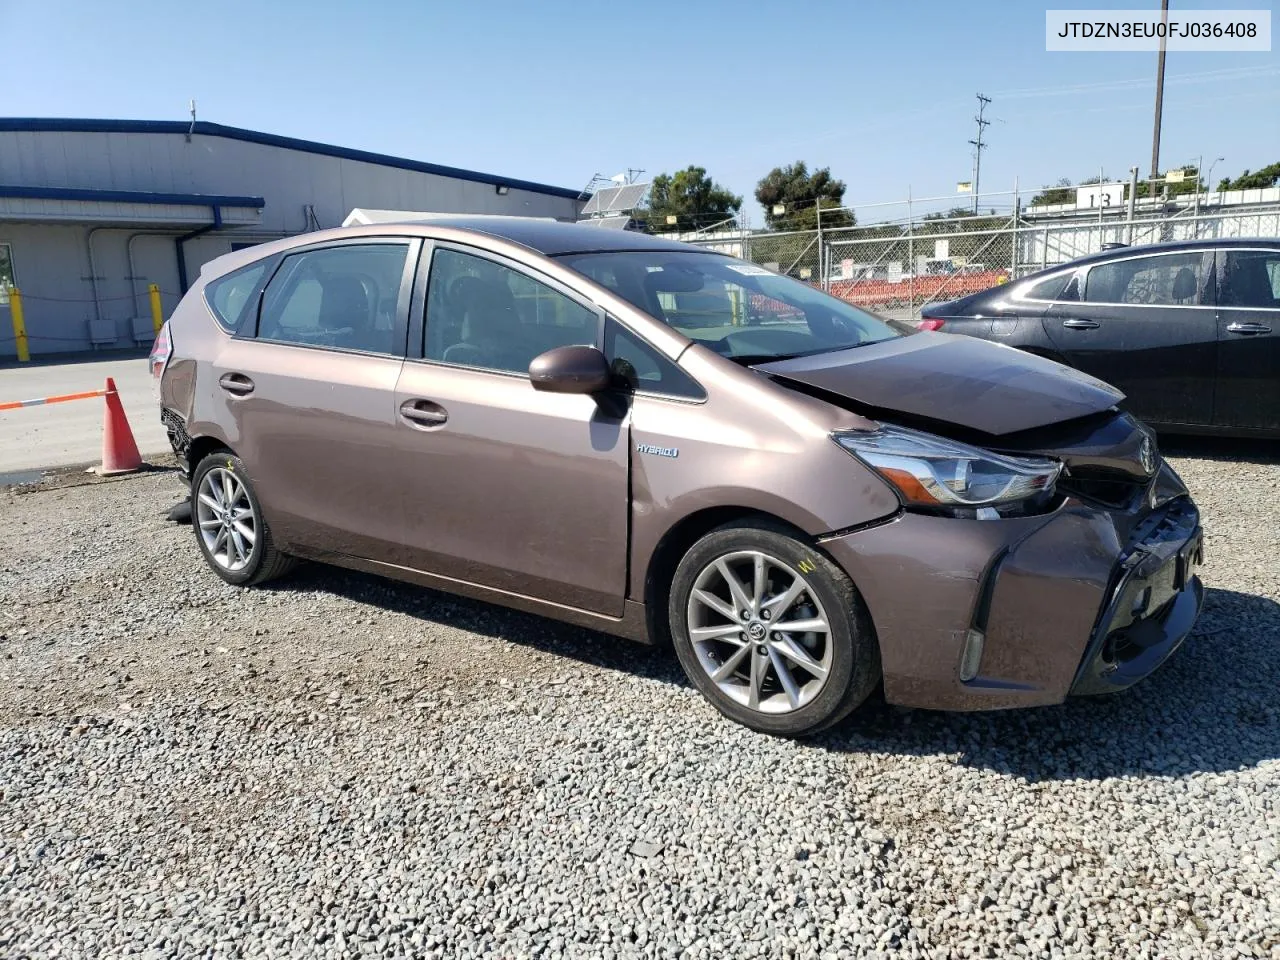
[0, 130, 579, 231]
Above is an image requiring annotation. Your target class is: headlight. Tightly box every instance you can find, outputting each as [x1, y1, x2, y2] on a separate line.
[835, 425, 1062, 514]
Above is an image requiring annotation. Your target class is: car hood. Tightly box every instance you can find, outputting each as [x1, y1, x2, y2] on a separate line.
[754, 332, 1124, 436]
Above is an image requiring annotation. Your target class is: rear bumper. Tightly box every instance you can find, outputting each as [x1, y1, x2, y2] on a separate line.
[821, 494, 1203, 711]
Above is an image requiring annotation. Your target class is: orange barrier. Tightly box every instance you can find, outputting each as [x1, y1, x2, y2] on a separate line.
[828, 270, 1009, 308]
[0, 388, 107, 411]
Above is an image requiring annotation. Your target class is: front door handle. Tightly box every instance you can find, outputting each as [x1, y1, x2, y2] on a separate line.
[1226, 321, 1272, 335]
[218, 373, 255, 396]
[1061, 318, 1100, 330]
[399, 398, 448, 427]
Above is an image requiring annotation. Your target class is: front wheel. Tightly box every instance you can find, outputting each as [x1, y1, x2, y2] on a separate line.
[668, 521, 880, 736]
[191, 451, 296, 586]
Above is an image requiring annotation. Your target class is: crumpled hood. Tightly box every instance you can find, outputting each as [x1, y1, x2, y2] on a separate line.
[755, 332, 1124, 436]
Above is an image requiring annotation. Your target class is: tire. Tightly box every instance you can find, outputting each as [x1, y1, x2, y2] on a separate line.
[668, 519, 880, 736]
[190, 451, 296, 587]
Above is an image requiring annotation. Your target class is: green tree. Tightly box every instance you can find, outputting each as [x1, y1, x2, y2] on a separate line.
[1217, 162, 1280, 191]
[1030, 178, 1074, 206]
[638, 166, 741, 232]
[755, 162, 855, 230]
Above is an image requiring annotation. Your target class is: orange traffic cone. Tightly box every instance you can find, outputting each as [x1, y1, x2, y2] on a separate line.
[98, 377, 143, 475]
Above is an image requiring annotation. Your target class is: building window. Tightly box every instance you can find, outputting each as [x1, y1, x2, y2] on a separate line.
[0, 243, 14, 306]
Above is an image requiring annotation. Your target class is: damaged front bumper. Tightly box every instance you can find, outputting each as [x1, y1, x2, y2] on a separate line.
[1070, 497, 1203, 696]
[820, 469, 1204, 712]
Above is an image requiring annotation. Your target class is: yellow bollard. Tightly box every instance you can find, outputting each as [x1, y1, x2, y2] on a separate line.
[148, 283, 163, 334]
[10, 287, 29, 362]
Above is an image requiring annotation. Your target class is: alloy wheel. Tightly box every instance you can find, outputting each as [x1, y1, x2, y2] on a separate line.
[195, 467, 257, 572]
[686, 550, 833, 714]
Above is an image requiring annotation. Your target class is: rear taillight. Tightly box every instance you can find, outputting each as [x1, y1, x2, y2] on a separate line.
[149, 321, 172, 399]
[917, 318, 946, 331]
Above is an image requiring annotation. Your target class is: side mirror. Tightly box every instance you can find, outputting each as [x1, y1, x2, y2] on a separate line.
[528, 344, 612, 395]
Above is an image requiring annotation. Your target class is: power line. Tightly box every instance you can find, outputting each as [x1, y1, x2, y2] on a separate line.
[968, 94, 991, 215]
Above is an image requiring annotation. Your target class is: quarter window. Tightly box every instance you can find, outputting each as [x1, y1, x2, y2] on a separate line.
[1220, 251, 1280, 309]
[258, 244, 410, 354]
[1083, 252, 1204, 306]
[1021, 273, 1071, 301]
[605, 320, 704, 400]
[425, 248, 599, 374]
[205, 261, 268, 332]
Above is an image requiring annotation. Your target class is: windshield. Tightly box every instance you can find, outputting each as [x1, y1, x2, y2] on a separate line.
[555, 250, 900, 362]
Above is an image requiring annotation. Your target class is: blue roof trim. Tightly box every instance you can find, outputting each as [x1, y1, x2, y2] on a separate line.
[0, 184, 266, 208]
[0, 118, 585, 201]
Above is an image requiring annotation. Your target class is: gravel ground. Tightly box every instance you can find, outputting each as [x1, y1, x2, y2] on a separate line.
[1, 443, 1278, 959]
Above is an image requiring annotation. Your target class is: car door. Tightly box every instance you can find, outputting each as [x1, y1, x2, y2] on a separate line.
[1215, 247, 1280, 431]
[390, 243, 630, 616]
[211, 237, 420, 560]
[1041, 249, 1215, 427]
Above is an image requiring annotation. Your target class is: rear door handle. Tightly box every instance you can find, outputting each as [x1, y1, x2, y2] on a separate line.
[1226, 321, 1272, 335]
[399, 398, 448, 427]
[218, 373, 255, 396]
[1061, 319, 1100, 330]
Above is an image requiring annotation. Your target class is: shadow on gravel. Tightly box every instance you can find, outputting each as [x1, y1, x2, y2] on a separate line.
[1158, 434, 1280, 464]
[260, 564, 690, 687]
[821, 587, 1280, 781]
[265, 566, 1279, 780]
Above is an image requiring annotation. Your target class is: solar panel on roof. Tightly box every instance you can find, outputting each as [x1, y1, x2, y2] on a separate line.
[603, 183, 649, 213]
[579, 182, 650, 216]
[580, 186, 621, 216]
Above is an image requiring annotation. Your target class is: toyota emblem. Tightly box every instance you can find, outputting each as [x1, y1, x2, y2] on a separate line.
[1140, 434, 1156, 475]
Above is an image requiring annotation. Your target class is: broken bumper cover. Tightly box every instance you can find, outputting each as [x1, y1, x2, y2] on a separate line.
[1069, 498, 1203, 696]
[820, 493, 1203, 711]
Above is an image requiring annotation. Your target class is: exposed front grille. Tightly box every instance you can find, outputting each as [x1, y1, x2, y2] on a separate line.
[1059, 467, 1146, 509]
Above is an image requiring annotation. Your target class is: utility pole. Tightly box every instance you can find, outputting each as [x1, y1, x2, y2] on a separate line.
[1150, 0, 1170, 196]
[969, 94, 992, 215]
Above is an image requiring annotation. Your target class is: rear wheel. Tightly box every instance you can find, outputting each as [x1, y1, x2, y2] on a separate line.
[191, 451, 295, 586]
[668, 520, 880, 736]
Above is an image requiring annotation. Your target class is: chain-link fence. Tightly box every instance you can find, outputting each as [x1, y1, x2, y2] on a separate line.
[686, 192, 1280, 317]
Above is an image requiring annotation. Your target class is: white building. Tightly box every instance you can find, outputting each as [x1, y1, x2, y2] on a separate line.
[0, 118, 584, 356]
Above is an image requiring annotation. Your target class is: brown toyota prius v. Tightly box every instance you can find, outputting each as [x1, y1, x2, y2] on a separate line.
[151, 218, 1205, 736]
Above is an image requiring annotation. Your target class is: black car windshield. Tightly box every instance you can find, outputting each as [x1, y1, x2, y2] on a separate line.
[556, 250, 899, 362]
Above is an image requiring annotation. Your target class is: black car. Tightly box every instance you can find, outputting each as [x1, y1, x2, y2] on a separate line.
[920, 239, 1280, 436]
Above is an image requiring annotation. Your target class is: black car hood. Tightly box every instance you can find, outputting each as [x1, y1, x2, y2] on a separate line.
[755, 332, 1124, 436]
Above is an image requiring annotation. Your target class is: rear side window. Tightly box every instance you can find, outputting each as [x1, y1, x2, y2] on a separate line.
[1220, 250, 1280, 309]
[1083, 252, 1204, 306]
[205, 262, 267, 332]
[258, 244, 410, 355]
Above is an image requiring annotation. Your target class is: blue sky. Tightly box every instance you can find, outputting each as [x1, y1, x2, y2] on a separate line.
[1, 0, 1276, 223]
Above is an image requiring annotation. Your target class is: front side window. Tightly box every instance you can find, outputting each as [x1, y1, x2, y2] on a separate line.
[205, 261, 268, 332]
[556, 251, 897, 363]
[0, 242, 14, 306]
[1220, 250, 1280, 309]
[425, 248, 598, 374]
[258, 244, 410, 354]
[1083, 252, 1205, 306]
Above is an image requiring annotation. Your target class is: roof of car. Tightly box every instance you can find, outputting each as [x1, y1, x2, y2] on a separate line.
[1064, 236, 1280, 268]
[408, 217, 712, 256]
